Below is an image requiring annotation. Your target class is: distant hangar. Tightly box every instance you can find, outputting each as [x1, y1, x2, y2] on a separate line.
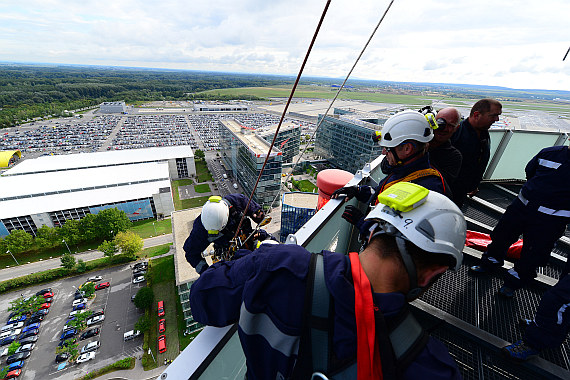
[0, 146, 195, 238]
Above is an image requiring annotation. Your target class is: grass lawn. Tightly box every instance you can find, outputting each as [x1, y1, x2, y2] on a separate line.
[0, 240, 101, 269]
[142, 256, 179, 370]
[129, 218, 172, 238]
[195, 159, 213, 182]
[139, 243, 172, 259]
[294, 179, 317, 193]
[194, 184, 211, 193]
[172, 179, 211, 210]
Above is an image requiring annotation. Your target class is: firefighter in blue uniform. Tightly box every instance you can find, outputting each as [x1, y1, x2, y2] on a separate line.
[470, 145, 570, 297]
[503, 259, 570, 360]
[331, 109, 451, 238]
[190, 183, 466, 379]
[183, 193, 266, 274]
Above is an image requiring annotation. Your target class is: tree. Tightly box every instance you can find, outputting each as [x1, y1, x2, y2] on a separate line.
[3, 229, 33, 254]
[79, 213, 99, 242]
[60, 253, 76, 270]
[94, 208, 131, 240]
[98, 240, 118, 257]
[7, 341, 20, 355]
[134, 286, 154, 310]
[135, 314, 151, 333]
[114, 231, 143, 258]
[80, 282, 95, 298]
[35, 225, 60, 248]
[195, 149, 205, 160]
[76, 259, 87, 273]
[60, 219, 81, 247]
[8, 295, 44, 317]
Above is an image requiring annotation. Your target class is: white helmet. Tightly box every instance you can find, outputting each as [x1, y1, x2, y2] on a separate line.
[364, 182, 466, 270]
[201, 196, 230, 235]
[379, 110, 434, 148]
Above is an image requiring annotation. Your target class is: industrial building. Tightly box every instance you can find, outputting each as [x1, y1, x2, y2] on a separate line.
[219, 119, 282, 206]
[314, 108, 385, 174]
[99, 101, 126, 114]
[256, 122, 301, 163]
[0, 146, 195, 237]
[193, 104, 248, 112]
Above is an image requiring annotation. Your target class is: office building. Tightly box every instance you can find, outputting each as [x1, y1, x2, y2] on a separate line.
[279, 192, 318, 242]
[256, 122, 301, 164]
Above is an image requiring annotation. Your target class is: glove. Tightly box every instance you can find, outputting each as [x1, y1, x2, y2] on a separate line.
[331, 186, 359, 202]
[252, 210, 265, 223]
[342, 205, 364, 225]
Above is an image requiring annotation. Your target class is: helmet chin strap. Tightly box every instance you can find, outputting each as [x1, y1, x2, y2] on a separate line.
[395, 237, 423, 301]
[387, 143, 422, 167]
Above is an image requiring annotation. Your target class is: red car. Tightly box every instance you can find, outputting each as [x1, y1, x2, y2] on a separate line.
[4, 369, 22, 379]
[158, 318, 165, 333]
[39, 303, 51, 310]
[158, 335, 166, 353]
[95, 282, 110, 290]
[42, 292, 54, 298]
[157, 301, 164, 317]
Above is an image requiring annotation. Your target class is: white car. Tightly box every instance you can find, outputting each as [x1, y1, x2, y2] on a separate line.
[72, 298, 87, 307]
[132, 275, 145, 284]
[80, 340, 100, 353]
[0, 322, 23, 333]
[86, 315, 105, 326]
[0, 347, 8, 357]
[0, 328, 21, 339]
[15, 343, 35, 353]
[123, 330, 141, 341]
[69, 310, 81, 317]
[76, 351, 95, 363]
[87, 276, 102, 282]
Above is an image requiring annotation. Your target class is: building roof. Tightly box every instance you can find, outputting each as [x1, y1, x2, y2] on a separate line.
[282, 192, 318, 209]
[4, 146, 193, 175]
[172, 208, 203, 286]
[220, 120, 281, 157]
[256, 122, 300, 138]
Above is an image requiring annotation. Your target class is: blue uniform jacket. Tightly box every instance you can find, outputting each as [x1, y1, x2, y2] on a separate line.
[521, 145, 570, 211]
[183, 193, 262, 273]
[190, 244, 462, 380]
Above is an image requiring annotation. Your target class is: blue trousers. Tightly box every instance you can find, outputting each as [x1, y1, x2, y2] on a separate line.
[525, 261, 570, 349]
[480, 198, 567, 289]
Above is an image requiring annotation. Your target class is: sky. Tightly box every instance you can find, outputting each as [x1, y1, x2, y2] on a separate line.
[1, 0, 569, 91]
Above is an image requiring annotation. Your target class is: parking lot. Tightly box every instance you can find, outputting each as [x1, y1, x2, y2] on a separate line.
[0, 262, 146, 380]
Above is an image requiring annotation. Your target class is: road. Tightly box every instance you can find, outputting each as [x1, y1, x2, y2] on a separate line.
[0, 235, 172, 283]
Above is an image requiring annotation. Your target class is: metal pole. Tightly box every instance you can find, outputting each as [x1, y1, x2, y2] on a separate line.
[62, 239, 72, 255]
[153, 222, 157, 235]
[148, 348, 156, 363]
[6, 250, 19, 266]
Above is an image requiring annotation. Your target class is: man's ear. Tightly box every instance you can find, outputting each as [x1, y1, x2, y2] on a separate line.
[418, 265, 447, 287]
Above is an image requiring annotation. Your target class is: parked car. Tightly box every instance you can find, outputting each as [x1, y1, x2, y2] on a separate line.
[60, 328, 76, 340]
[87, 276, 102, 282]
[72, 298, 87, 307]
[6, 352, 30, 364]
[6, 361, 24, 371]
[68, 310, 80, 318]
[57, 338, 76, 348]
[55, 352, 70, 363]
[7, 316, 26, 325]
[123, 330, 141, 341]
[91, 308, 105, 317]
[18, 329, 38, 340]
[31, 309, 48, 317]
[3, 369, 21, 379]
[95, 282, 110, 290]
[18, 335, 38, 345]
[0, 347, 8, 357]
[38, 303, 51, 310]
[158, 335, 167, 353]
[80, 328, 99, 340]
[35, 288, 52, 296]
[73, 303, 86, 311]
[43, 297, 53, 303]
[76, 352, 95, 364]
[132, 276, 145, 284]
[0, 322, 23, 333]
[80, 340, 100, 353]
[133, 262, 148, 270]
[131, 295, 136, 302]
[158, 318, 166, 333]
[21, 323, 40, 334]
[0, 329, 21, 339]
[25, 316, 43, 325]
[133, 268, 146, 276]
[14, 343, 35, 354]
[0, 335, 17, 346]
[86, 315, 105, 326]
[42, 292, 54, 298]
[73, 293, 84, 300]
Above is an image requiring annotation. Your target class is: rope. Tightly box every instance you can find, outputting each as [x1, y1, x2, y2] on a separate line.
[232, 0, 333, 241]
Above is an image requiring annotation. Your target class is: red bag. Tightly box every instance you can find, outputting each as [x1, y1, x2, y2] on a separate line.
[465, 230, 523, 260]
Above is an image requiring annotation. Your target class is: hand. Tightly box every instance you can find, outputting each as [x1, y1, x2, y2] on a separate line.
[331, 186, 358, 202]
[252, 210, 264, 223]
[467, 188, 479, 197]
[342, 205, 364, 225]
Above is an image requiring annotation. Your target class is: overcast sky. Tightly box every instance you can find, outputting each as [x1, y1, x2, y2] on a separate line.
[1, 0, 569, 92]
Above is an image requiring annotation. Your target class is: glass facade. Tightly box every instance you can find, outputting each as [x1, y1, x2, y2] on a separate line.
[258, 124, 301, 164]
[178, 282, 204, 333]
[219, 120, 282, 207]
[315, 114, 383, 174]
[280, 192, 318, 242]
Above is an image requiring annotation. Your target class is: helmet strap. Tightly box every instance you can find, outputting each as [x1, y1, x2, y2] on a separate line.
[388, 142, 422, 167]
[395, 237, 422, 301]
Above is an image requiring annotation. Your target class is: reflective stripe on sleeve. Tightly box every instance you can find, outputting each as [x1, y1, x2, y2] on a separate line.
[557, 303, 570, 325]
[239, 303, 300, 357]
[538, 159, 562, 169]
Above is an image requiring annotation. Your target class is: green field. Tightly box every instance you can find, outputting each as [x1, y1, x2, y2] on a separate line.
[195, 160, 213, 182]
[194, 184, 211, 193]
[129, 218, 172, 238]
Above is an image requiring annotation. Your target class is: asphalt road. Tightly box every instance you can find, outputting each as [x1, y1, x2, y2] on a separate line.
[0, 235, 172, 283]
[0, 262, 146, 379]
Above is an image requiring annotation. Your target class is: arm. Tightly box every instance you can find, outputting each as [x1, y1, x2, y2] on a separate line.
[183, 217, 210, 274]
[525, 151, 541, 180]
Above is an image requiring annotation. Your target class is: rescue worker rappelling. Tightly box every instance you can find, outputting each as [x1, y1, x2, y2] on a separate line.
[183, 193, 271, 274]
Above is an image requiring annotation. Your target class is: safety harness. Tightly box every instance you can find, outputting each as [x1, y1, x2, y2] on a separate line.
[380, 168, 445, 194]
[294, 252, 428, 379]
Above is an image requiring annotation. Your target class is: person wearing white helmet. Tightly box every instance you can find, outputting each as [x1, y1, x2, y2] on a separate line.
[331, 109, 451, 239]
[183, 193, 267, 274]
[190, 183, 466, 380]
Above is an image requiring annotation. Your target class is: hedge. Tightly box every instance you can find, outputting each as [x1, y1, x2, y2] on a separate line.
[78, 357, 135, 380]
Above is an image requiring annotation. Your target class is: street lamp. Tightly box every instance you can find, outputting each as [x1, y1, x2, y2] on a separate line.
[62, 239, 72, 255]
[6, 250, 19, 266]
[152, 222, 157, 236]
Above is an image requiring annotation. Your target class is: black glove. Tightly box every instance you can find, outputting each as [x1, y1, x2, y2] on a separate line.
[342, 205, 364, 225]
[252, 210, 264, 223]
[331, 186, 359, 201]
